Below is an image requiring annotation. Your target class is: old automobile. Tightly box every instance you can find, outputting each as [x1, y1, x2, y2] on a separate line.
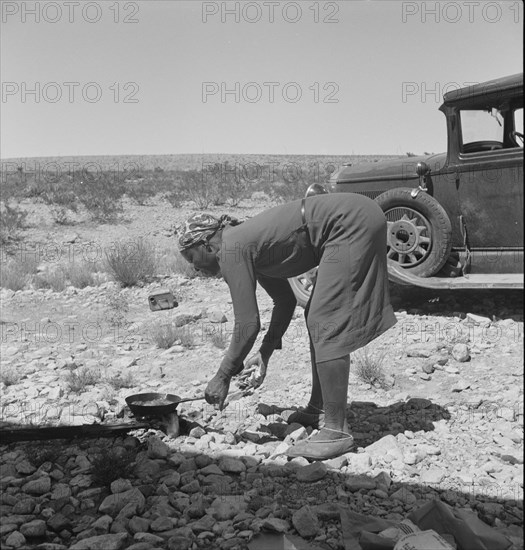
[290, 73, 523, 306]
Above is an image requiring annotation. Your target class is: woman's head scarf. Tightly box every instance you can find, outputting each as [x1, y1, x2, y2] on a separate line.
[178, 213, 240, 251]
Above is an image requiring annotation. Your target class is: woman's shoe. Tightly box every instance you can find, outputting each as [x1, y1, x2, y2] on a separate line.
[286, 428, 354, 461]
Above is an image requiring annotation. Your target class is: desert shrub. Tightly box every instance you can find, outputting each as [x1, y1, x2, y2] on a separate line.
[174, 326, 195, 348]
[49, 205, 74, 225]
[23, 179, 48, 200]
[105, 291, 130, 327]
[0, 255, 39, 291]
[210, 331, 228, 349]
[1, 368, 21, 387]
[100, 385, 118, 405]
[25, 442, 63, 468]
[65, 367, 100, 393]
[198, 162, 253, 207]
[147, 321, 195, 349]
[0, 166, 27, 202]
[106, 372, 135, 390]
[157, 248, 198, 279]
[91, 445, 136, 486]
[220, 178, 252, 207]
[40, 184, 79, 216]
[16, 167, 126, 222]
[177, 170, 221, 209]
[266, 179, 308, 203]
[0, 264, 27, 291]
[147, 321, 179, 349]
[353, 348, 388, 388]
[63, 261, 99, 288]
[220, 165, 253, 206]
[33, 269, 67, 292]
[104, 238, 157, 287]
[164, 189, 184, 208]
[0, 202, 28, 244]
[80, 192, 123, 222]
[74, 172, 126, 222]
[124, 179, 154, 205]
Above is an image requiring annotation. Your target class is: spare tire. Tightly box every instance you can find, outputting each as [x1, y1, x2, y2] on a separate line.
[375, 188, 452, 277]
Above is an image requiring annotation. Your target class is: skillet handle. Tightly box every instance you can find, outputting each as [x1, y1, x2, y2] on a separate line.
[176, 396, 207, 404]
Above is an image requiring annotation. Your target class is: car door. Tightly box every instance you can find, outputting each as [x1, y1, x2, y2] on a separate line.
[455, 107, 523, 271]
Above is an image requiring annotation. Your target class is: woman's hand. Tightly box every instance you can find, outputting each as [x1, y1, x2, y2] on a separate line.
[243, 352, 268, 389]
[205, 371, 231, 410]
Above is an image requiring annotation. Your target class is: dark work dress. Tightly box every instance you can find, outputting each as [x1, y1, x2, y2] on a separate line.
[216, 193, 397, 374]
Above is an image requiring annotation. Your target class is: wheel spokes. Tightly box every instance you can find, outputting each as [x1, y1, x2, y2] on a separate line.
[385, 207, 432, 268]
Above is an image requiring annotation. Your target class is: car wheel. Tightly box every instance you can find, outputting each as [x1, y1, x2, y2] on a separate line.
[288, 268, 317, 308]
[376, 188, 452, 277]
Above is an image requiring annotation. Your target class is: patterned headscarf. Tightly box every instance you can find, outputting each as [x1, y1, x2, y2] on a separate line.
[178, 213, 240, 251]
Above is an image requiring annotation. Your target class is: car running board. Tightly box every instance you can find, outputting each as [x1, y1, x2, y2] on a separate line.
[387, 261, 524, 289]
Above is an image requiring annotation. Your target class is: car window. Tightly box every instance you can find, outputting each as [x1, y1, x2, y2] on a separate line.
[514, 108, 524, 147]
[460, 109, 504, 153]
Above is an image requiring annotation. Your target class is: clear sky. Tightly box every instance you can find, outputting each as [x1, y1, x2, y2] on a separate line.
[1, 0, 523, 159]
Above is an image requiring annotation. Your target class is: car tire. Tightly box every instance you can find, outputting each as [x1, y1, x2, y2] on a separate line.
[375, 188, 452, 277]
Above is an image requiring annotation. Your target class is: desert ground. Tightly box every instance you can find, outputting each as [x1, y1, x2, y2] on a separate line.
[0, 155, 523, 550]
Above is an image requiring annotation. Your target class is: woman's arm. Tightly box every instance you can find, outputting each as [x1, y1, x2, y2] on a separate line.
[217, 256, 260, 378]
[206, 253, 261, 409]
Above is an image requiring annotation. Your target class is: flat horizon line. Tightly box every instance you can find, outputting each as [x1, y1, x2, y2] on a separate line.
[1, 152, 404, 163]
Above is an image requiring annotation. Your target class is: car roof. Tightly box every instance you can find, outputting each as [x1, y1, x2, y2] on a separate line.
[442, 73, 523, 107]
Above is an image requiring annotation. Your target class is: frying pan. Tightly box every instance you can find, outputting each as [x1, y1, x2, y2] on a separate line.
[125, 392, 206, 417]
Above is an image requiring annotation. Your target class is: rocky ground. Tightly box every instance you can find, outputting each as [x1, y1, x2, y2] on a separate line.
[0, 198, 523, 549]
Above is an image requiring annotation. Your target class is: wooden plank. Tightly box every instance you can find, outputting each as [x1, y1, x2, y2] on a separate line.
[0, 422, 150, 443]
[388, 262, 524, 289]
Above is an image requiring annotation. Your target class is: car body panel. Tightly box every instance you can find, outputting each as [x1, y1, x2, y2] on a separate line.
[329, 73, 524, 287]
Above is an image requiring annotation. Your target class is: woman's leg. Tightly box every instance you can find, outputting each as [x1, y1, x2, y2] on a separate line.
[315, 355, 350, 439]
[286, 354, 353, 458]
[286, 340, 324, 426]
[305, 340, 323, 412]
[304, 278, 323, 412]
[286, 298, 324, 425]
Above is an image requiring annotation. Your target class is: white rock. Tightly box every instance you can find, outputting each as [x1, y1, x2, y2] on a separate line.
[405, 343, 436, 358]
[451, 343, 470, 362]
[466, 313, 491, 325]
[452, 379, 471, 392]
[147, 436, 169, 459]
[208, 495, 247, 520]
[207, 309, 228, 323]
[364, 435, 404, 463]
[218, 457, 246, 473]
[110, 479, 133, 494]
[22, 476, 51, 495]
[20, 519, 46, 537]
[390, 488, 417, 504]
[345, 452, 372, 474]
[445, 365, 460, 374]
[420, 467, 446, 484]
[69, 533, 128, 550]
[5, 531, 26, 548]
[112, 356, 137, 370]
[98, 489, 145, 517]
[292, 506, 320, 538]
